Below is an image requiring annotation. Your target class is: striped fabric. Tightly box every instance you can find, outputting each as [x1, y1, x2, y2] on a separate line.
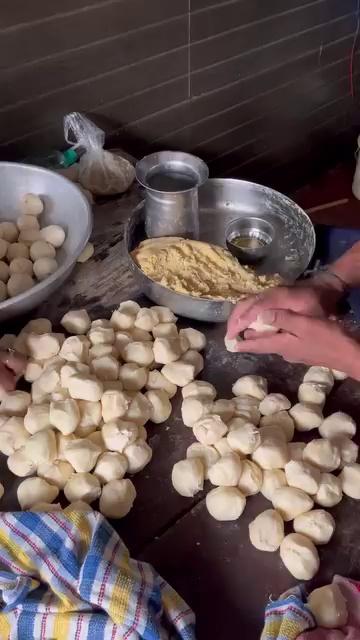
[261, 593, 315, 640]
[0, 511, 195, 640]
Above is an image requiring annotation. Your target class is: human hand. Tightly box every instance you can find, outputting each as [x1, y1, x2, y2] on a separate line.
[0, 350, 26, 394]
[227, 283, 342, 340]
[232, 309, 360, 377]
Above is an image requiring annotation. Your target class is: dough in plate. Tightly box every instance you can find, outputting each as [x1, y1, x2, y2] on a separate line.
[280, 533, 319, 580]
[249, 509, 284, 552]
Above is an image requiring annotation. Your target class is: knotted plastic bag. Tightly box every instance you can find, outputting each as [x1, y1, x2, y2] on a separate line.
[64, 112, 135, 195]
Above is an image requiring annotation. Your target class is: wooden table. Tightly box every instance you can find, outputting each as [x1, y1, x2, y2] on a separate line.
[2, 177, 360, 639]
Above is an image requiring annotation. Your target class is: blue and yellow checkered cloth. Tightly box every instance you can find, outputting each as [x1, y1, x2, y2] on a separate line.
[0, 511, 195, 640]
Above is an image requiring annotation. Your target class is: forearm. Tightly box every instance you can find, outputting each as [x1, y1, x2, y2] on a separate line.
[329, 241, 360, 289]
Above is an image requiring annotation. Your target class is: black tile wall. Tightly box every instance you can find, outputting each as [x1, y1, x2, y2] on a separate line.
[0, 0, 358, 192]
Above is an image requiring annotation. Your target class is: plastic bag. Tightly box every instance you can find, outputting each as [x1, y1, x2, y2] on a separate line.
[64, 112, 135, 196]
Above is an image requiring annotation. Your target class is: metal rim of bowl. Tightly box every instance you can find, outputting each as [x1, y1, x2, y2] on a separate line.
[0, 162, 93, 310]
[135, 150, 209, 194]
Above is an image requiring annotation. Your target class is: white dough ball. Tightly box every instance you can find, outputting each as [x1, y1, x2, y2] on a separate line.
[181, 350, 204, 376]
[125, 392, 151, 425]
[0, 238, 9, 260]
[289, 403, 323, 431]
[258, 425, 287, 443]
[210, 399, 235, 423]
[94, 451, 128, 484]
[102, 420, 138, 453]
[340, 463, 360, 499]
[37, 460, 73, 489]
[118, 363, 147, 391]
[259, 393, 291, 416]
[88, 325, 115, 345]
[17, 214, 40, 231]
[249, 509, 284, 552]
[145, 389, 172, 424]
[182, 380, 216, 401]
[7, 448, 37, 477]
[0, 416, 29, 455]
[308, 584, 348, 628]
[153, 337, 182, 364]
[27, 333, 62, 360]
[298, 382, 327, 407]
[9, 257, 33, 276]
[1, 390, 31, 416]
[23, 318, 52, 334]
[214, 437, 233, 457]
[21, 193, 44, 217]
[64, 437, 101, 472]
[76, 400, 102, 435]
[171, 458, 204, 497]
[7, 242, 29, 262]
[206, 486, 246, 521]
[61, 309, 91, 334]
[18, 228, 41, 245]
[162, 361, 195, 387]
[181, 397, 211, 427]
[272, 486, 313, 521]
[303, 438, 341, 472]
[284, 460, 321, 495]
[303, 366, 334, 393]
[179, 327, 206, 351]
[33, 257, 58, 281]
[146, 370, 177, 398]
[208, 452, 242, 486]
[193, 415, 228, 446]
[293, 509, 335, 545]
[332, 369, 347, 381]
[24, 403, 51, 434]
[60, 336, 90, 363]
[332, 435, 359, 468]
[123, 341, 154, 367]
[261, 469, 287, 501]
[67, 374, 103, 402]
[319, 411, 356, 439]
[288, 441, 306, 462]
[134, 308, 159, 331]
[0, 260, 9, 281]
[40, 225, 66, 248]
[123, 439, 152, 473]
[232, 395, 261, 424]
[101, 390, 129, 422]
[91, 355, 119, 381]
[314, 472, 342, 507]
[130, 327, 152, 342]
[49, 399, 80, 435]
[151, 305, 177, 323]
[152, 323, 178, 339]
[232, 375, 267, 400]
[252, 437, 289, 470]
[99, 478, 136, 519]
[77, 242, 94, 263]
[227, 423, 261, 455]
[238, 460, 263, 496]
[0, 221, 18, 242]
[280, 533, 319, 580]
[64, 472, 101, 503]
[30, 240, 56, 261]
[7, 273, 34, 297]
[186, 443, 219, 479]
[23, 429, 57, 465]
[17, 477, 59, 510]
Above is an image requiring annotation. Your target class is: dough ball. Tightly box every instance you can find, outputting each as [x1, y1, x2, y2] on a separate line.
[319, 411, 356, 439]
[123, 341, 154, 367]
[64, 472, 101, 503]
[284, 460, 321, 495]
[94, 451, 128, 484]
[125, 391, 151, 425]
[76, 400, 102, 436]
[303, 366, 334, 393]
[293, 509, 335, 545]
[23, 318, 52, 334]
[23, 429, 57, 465]
[179, 327, 206, 351]
[308, 584, 348, 628]
[1, 390, 31, 416]
[101, 390, 128, 422]
[7, 448, 37, 477]
[64, 437, 101, 472]
[249, 509, 284, 552]
[17, 214, 40, 231]
[303, 438, 341, 472]
[24, 403, 51, 434]
[171, 458, 204, 497]
[208, 452, 242, 486]
[252, 437, 289, 470]
[332, 435, 359, 468]
[153, 337, 182, 364]
[332, 369, 347, 381]
[181, 350, 204, 376]
[146, 370, 177, 398]
[123, 439, 152, 473]
[37, 460, 73, 489]
[272, 486, 314, 521]
[130, 327, 152, 342]
[30, 240, 56, 261]
[9, 257, 33, 276]
[63, 500, 93, 513]
[60, 362, 89, 388]
[248, 315, 279, 334]
[60, 336, 90, 363]
[151, 305, 177, 324]
[77, 242, 94, 263]
[89, 344, 116, 361]
[102, 420, 138, 452]
[224, 335, 240, 352]
[289, 403, 323, 432]
[181, 397, 212, 427]
[7, 273, 34, 297]
[182, 380, 216, 401]
[214, 437, 233, 457]
[288, 441, 306, 462]
[17, 477, 59, 510]
[0, 222, 18, 243]
[227, 423, 261, 455]
[280, 533, 319, 580]
[152, 323, 178, 339]
[0, 416, 29, 456]
[67, 374, 103, 402]
[61, 309, 91, 334]
[259, 393, 291, 416]
[33, 257, 58, 281]
[0, 260, 9, 282]
[146, 389, 172, 424]
[18, 228, 41, 245]
[238, 460, 263, 496]
[27, 332, 62, 360]
[186, 443, 219, 479]
[40, 225, 66, 248]
[88, 325, 115, 345]
[50, 398, 80, 435]
[7, 242, 29, 262]
[340, 463, 360, 499]
[21, 193, 44, 217]
[99, 478, 137, 519]
[315, 472, 342, 507]
[206, 486, 246, 521]
[258, 425, 287, 443]
[91, 355, 119, 381]
[0, 238, 8, 260]
[261, 469, 287, 501]
[110, 308, 136, 331]
[298, 382, 327, 407]
[232, 375, 268, 400]
[193, 415, 228, 445]
[232, 396, 261, 425]
[162, 361, 195, 387]
[134, 308, 159, 331]
[0, 280, 7, 301]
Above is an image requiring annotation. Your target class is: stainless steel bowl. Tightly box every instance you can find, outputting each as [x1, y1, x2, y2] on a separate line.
[0, 162, 92, 320]
[226, 216, 274, 264]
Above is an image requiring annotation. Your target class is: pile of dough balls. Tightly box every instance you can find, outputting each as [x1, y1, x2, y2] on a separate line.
[172, 364, 358, 581]
[0, 193, 66, 301]
[0, 302, 203, 518]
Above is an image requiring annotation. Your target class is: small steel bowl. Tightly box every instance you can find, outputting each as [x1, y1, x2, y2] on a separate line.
[226, 216, 274, 264]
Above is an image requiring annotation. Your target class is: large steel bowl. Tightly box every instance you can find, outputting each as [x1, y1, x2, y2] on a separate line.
[126, 178, 315, 323]
[0, 162, 92, 320]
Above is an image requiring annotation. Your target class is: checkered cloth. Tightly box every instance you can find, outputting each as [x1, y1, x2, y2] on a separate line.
[0, 511, 195, 640]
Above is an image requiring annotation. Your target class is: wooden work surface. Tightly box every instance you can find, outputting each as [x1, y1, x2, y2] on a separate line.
[2, 176, 360, 639]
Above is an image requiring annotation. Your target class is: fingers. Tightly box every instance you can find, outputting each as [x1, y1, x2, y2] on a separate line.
[226, 287, 294, 339]
[0, 362, 16, 392]
[235, 333, 290, 355]
[259, 309, 311, 336]
[226, 296, 259, 339]
[0, 351, 26, 376]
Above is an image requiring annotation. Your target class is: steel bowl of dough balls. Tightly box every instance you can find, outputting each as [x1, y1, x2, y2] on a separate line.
[0, 162, 92, 320]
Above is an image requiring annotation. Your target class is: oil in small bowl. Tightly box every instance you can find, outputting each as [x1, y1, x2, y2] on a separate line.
[226, 216, 274, 264]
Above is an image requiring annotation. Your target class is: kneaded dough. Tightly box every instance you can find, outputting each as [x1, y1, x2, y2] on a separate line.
[308, 584, 348, 628]
[252, 437, 289, 470]
[259, 393, 291, 416]
[288, 441, 306, 462]
[17, 477, 59, 510]
[298, 382, 326, 407]
[332, 435, 359, 468]
[303, 366, 334, 393]
[181, 396, 212, 428]
[162, 361, 195, 387]
[238, 460, 263, 496]
[64, 472, 101, 503]
[182, 380, 217, 401]
[249, 509, 284, 552]
[208, 452, 242, 487]
[332, 369, 347, 381]
[303, 438, 341, 472]
[233, 396, 261, 425]
[272, 486, 313, 521]
[99, 478, 136, 519]
[171, 458, 204, 497]
[193, 415, 228, 446]
[206, 486, 246, 521]
[7, 273, 34, 297]
[260, 411, 295, 442]
[293, 509, 335, 545]
[186, 443, 219, 479]
[340, 463, 360, 499]
[314, 472, 343, 507]
[284, 460, 321, 495]
[280, 533, 319, 580]
[319, 411, 356, 439]
[232, 375, 267, 400]
[289, 403, 323, 432]
[261, 469, 287, 501]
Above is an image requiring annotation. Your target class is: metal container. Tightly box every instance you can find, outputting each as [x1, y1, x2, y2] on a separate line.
[126, 178, 315, 323]
[0, 162, 92, 320]
[135, 151, 209, 239]
[226, 216, 274, 264]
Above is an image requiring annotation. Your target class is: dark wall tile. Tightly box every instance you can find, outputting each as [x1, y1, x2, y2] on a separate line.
[0, 0, 112, 29]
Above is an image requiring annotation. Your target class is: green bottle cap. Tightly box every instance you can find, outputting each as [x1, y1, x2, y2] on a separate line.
[62, 147, 78, 167]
